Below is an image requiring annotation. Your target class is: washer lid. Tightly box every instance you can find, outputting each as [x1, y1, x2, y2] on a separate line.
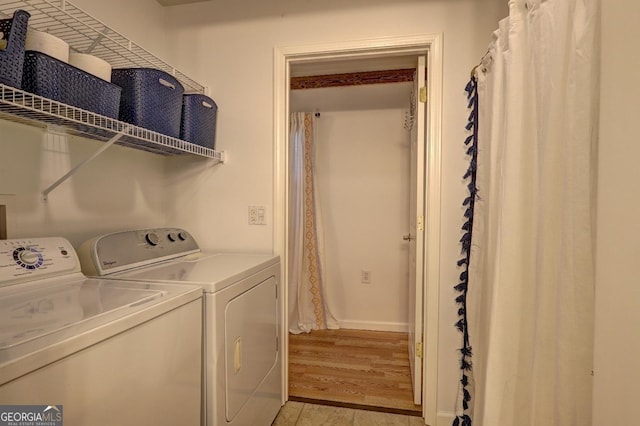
[0, 275, 202, 386]
[0, 278, 164, 351]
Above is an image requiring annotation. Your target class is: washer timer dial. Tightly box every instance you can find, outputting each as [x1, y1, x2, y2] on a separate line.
[145, 232, 160, 246]
[13, 246, 44, 270]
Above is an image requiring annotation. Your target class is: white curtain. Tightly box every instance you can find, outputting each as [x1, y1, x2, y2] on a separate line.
[456, 0, 600, 425]
[288, 112, 339, 334]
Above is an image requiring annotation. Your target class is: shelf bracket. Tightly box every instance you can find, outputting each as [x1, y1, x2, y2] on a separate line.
[84, 26, 108, 54]
[42, 126, 130, 202]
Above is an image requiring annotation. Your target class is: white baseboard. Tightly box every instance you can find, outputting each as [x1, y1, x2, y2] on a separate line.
[338, 320, 408, 333]
[409, 411, 454, 426]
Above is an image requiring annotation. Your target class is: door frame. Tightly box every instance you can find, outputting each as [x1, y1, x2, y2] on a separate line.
[273, 34, 443, 424]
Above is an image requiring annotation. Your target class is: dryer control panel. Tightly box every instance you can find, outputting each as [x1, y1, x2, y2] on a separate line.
[0, 237, 79, 286]
[77, 228, 200, 276]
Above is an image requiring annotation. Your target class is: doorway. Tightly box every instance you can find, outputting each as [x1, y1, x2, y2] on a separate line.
[287, 74, 416, 412]
[273, 34, 443, 425]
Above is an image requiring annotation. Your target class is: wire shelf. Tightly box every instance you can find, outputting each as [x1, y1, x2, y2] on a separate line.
[0, 83, 223, 160]
[0, 0, 205, 93]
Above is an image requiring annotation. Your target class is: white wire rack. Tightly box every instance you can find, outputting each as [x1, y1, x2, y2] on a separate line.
[0, 83, 224, 199]
[0, 0, 205, 93]
[0, 84, 222, 159]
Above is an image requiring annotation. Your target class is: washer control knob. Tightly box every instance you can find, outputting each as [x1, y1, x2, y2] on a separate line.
[178, 232, 188, 241]
[19, 250, 40, 265]
[13, 247, 44, 270]
[145, 232, 160, 246]
[167, 232, 178, 242]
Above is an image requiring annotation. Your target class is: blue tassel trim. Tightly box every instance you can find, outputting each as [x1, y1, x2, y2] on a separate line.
[452, 76, 479, 426]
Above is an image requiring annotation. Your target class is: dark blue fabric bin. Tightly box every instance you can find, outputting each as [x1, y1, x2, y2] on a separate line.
[0, 10, 30, 89]
[180, 93, 217, 149]
[111, 68, 184, 138]
[22, 51, 121, 119]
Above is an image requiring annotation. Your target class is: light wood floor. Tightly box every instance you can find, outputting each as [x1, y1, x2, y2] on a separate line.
[288, 329, 422, 414]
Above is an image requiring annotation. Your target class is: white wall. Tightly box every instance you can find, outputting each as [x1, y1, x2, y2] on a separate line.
[72, 0, 173, 65]
[314, 109, 410, 332]
[0, 123, 167, 246]
[0, 0, 172, 248]
[593, 0, 640, 423]
[165, 0, 508, 416]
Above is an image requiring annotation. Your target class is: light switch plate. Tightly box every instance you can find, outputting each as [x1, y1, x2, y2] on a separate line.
[248, 206, 267, 225]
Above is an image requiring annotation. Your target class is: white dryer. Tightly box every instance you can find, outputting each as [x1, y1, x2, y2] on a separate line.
[78, 228, 282, 426]
[0, 236, 202, 425]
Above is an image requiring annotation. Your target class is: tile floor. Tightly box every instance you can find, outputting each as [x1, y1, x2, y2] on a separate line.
[272, 401, 425, 426]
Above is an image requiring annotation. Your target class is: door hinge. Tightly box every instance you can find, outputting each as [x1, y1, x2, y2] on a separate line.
[416, 342, 423, 358]
[419, 86, 427, 103]
[417, 215, 424, 231]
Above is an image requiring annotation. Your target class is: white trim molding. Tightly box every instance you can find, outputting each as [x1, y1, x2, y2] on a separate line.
[273, 34, 443, 426]
[337, 320, 410, 333]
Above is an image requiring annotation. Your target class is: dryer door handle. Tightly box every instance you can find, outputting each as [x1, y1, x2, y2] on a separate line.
[234, 337, 242, 374]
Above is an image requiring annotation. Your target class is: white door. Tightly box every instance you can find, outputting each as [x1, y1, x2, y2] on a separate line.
[407, 54, 426, 406]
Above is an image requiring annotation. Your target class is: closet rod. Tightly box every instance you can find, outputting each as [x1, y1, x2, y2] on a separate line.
[470, 51, 492, 77]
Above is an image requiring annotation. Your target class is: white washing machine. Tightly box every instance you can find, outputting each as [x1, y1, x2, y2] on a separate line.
[77, 228, 282, 426]
[0, 236, 203, 425]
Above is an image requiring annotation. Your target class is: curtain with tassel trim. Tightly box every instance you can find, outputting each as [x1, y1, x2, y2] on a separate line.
[452, 76, 479, 426]
[453, 0, 599, 424]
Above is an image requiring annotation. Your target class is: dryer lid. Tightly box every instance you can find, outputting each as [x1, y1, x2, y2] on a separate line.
[108, 253, 279, 293]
